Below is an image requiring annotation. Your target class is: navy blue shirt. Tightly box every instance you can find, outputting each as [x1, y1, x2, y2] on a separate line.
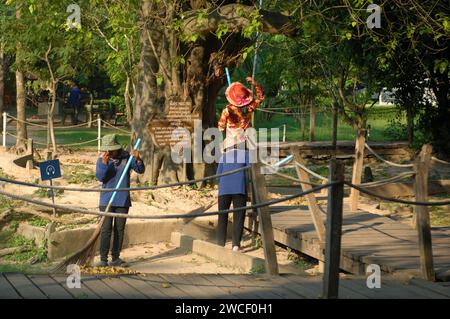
[68, 87, 82, 107]
[216, 149, 249, 196]
[96, 151, 145, 207]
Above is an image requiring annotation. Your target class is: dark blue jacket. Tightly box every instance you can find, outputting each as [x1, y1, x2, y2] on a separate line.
[216, 149, 249, 196]
[68, 87, 82, 108]
[96, 151, 145, 207]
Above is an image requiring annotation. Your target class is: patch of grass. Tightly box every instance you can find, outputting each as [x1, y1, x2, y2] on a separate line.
[0, 168, 14, 179]
[28, 217, 49, 228]
[430, 207, 450, 227]
[6, 234, 34, 248]
[67, 172, 96, 184]
[249, 264, 266, 274]
[0, 194, 16, 210]
[287, 247, 313, 270]
[33, 188, 64, 198]
[9, 220, 19, 231]
[3, 234, 48, 263]
[65, 166, 96, 184]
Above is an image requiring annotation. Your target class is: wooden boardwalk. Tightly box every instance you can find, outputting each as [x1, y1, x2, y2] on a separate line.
[248, 202, 450, 281]
[1, 272, 450, 299]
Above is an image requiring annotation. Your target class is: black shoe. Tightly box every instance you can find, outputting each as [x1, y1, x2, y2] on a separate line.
[95, 260, 108, 267]
[109, 258, 129, 267]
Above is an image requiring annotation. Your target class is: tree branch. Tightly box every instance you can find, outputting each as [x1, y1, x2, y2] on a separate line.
[182, 4, 297, 37]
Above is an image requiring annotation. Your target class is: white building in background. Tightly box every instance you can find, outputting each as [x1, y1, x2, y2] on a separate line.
[376, 84, 437, 106]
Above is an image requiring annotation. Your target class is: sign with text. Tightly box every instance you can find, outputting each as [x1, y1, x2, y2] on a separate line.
[148, 97, 200, 147]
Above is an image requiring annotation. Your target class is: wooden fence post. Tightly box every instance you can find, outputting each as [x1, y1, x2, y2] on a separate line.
[323, 159, 344, 299]
[349, 128, 366, 211]
[250, 162, 279, 275]
[414, 144, 435, 281]
[292, 147, 326, 243]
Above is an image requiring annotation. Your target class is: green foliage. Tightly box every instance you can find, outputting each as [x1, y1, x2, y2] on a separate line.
[0, 195, 16, 210]
[249, 264, 266, 274]
[28, 217, 49, 228]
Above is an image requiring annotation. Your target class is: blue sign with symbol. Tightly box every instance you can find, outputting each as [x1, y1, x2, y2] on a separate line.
[39, 160, 61, 181]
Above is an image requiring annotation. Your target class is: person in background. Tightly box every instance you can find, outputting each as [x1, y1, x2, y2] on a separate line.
[95, 134, 145, 267]
[68, 82, 82, 125]
[216, 134, 249, 252]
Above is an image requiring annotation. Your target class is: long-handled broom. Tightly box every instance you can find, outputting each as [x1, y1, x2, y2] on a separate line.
[54, 138, 142, 271]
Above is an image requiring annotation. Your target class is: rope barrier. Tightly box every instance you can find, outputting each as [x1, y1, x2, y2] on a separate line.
[345, 181, 450, 206]
[58, 138, 100, 147]
[358, 171, 415, 187]
[256, 108, 300, 116]
[5, 132, 48, 146]
[293, 161, 329, 181]
[54, 120, 96, 129]
[0, 165, 252, 192]
[431, 156, 450, 166]
[6, 114, 48, 128]
[100, 119, 132, 134]
[0, 182, 335, 219]
[364, 143, 414, 168]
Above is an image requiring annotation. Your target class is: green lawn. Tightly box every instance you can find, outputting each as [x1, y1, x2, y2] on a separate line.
[252, 106, 404, 142]
[32, 127, 131, 149]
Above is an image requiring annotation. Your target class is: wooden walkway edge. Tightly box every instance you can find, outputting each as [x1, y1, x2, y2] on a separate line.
[1, 273, 450, 299]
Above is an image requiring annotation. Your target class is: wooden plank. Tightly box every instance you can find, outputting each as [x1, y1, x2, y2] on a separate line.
[230, 274, 299, 299]
[51, 275, 99, 299]
[269, 275, 316, 298]
[409, 278, 450, 298]
[159, 274, 208, 299]
[349, 128, 366, 211]
[0, 274, 21, 299]
[119, 275, 168, 299]
[414, 144, 435, 281]
[4, 273, 47, 299]
[143, 274, 190, 299]
[82, 276, 124, 299]
[183, 274, 238, 299]
[100, 276, 146, 299]
[251, 162, 279, 275]
[323, 160, 344, 299]
[200, 274, 247, 299]
[28, 275, 73, 299]
[292, 149, 326, 242]
[219, 274, 281, 299]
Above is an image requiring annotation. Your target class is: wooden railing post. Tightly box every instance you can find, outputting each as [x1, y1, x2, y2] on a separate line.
[292, 147, 326, 242]
[323, 159, 344, 299]
[349, 128, 366, 211]
[414, 144, 435, 281]
[250, 162, 279, 275]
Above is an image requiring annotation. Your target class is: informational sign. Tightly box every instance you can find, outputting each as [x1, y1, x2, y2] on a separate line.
[39, 159, 61, 181]
[148, 97, 200, 147]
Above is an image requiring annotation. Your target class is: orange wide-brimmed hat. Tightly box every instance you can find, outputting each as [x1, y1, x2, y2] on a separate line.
[225, 82, 253, 107]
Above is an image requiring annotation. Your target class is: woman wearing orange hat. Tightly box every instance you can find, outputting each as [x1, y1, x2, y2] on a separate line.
[215, 76, 264, 252]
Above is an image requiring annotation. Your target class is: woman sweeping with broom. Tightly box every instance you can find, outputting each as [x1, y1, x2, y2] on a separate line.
[95, 134, 145, 267]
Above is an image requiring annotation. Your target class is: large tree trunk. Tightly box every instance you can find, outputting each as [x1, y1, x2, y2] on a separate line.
[48, 82, 57, 153]
[406, 106, 414, 145]
[309, 101, 315, 142]
[124, 75, 133, 124]
[15, 70, 27, 151]
[15, 8, 26, 152]
[0, 44, 4, 121]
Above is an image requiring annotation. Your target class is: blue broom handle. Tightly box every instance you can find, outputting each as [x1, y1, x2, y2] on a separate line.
[225, 67, 231, 86]
[108, 138, 141, 205]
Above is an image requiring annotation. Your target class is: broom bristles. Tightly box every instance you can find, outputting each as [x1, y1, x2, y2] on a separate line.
[52, 217, 105, 273]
